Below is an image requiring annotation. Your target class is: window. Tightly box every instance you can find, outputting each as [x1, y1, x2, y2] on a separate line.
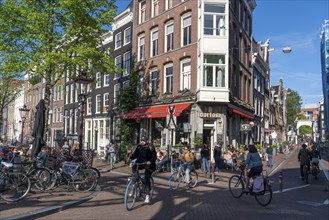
[150, 69, 158, 96]
[96, 72, 101, 88]
[152, 0, 159, 17]
[137, 71, 144, 96]
[203, 54, 225, 88]
[165, 22, 174, 52]
[96, 95, 101, 113]
[100, 120, 104, 139]
[139, 0, 146, 24]
[65, 85, 69, 104]
[182, 14, 191, 46]
[204, 3, 226, 36]
[138, 34, 145, 61]
[165, 0, 173, 10]
[87, 97, 92, 115]
[164, 64, 173, 93]
[124, 27, 131, 45]
[104, 93, 109, 110]
[104, 74, 110, 86]
[114, 84, 121, 104]
[70, 84, 74, 103]
[181, 59, 191, 90]
[115, 32, 122, 49]
[115, 55, 122, 78]
[123, 51, 131, 75]
[151, 28, 158, 57]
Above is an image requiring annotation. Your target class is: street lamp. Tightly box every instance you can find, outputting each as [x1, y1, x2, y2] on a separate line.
[19, 104, 30, 146]
[75, 71, 93, 156]
[167, 105, 176, 172]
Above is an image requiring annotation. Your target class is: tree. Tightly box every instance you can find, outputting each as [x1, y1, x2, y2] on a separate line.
[0, 0, 117, 139]
[0, 74, 23, 134]
[286, 88, 302, 125]
[299, 125, 312, 136]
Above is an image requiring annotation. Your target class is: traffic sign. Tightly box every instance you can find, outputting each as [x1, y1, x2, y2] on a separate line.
[240, 123, 251, 132]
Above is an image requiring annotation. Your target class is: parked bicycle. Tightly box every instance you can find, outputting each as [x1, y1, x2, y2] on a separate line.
[124, 161, 154, 211]
[46, 161, 97, 192]
[168, 164, 198, 190]
[0, 160, 31, 202]
[229, 164, 272, 206]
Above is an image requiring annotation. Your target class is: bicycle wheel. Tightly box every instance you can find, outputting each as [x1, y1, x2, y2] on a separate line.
[73, 169, 97, 192]
[229, 175, 244, 198]
[189, 170, 198, 188]
[255, 177, 272, 206]
[303, 165, 308, 184]
[0, 172, 31, 202]
[169, 171, 182, 190]
[124, 181, 137, 211]
[30, 168, 52, 191]
[91, 167, 101, 179]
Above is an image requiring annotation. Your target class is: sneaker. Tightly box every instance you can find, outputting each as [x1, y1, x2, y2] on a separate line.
[144, 195, 150, 204]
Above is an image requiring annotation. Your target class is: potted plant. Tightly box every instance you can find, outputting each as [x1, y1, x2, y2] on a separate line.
[271, 144, 277, 156]
[192, 136, 202, 149]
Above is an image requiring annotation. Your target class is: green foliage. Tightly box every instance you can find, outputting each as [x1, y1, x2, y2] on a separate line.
[297, 114, 307, 120]
[299, 125, 312, 136]
[282, 141, 289, 146]
[286, 89, 302, 125]
[0, 0, 117, 137]
[255, 144, 262, 150]
[193, 136, 202, 148]
[271, 144, 277, 149]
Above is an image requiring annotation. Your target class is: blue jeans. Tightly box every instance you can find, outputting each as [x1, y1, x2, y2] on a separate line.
[182, 162, 192, 184]
[202, 157, 209, 173]
[267, 154, 273, 168]
[214, 157, 221, 172]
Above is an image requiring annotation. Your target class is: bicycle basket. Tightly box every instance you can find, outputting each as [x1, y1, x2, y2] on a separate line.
[62, 162, 80, 175]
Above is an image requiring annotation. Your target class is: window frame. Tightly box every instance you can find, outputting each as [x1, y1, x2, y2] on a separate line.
[115, 32, 122, 50]
[96, 94, 101, 114]
[181, 13, 192, 46]
[139, 0, 146, 24]
[150, 28, 159, 57]
[165, 21, 174, 52]
[138, 34, 145, 61]
[164, 63, 173, 94]
[124, 27, 131, 45]
[149, 68, 159, 96]
[180, 58, 191, 91]
[204, 3, 226, 36]
[203, 54, 226, 88]
[123, 51, 131, 76]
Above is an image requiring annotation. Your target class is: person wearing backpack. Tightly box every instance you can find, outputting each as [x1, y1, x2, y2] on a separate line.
[179, 145, 194, 186]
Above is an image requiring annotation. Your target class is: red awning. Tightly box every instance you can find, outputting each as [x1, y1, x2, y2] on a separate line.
[228, 106, 254, 119]
[123, 103, 192, 119]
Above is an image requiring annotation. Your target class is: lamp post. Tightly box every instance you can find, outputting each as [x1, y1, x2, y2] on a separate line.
[75, 72, 93, 156]
[19, 104, 30, 147]
[167, 105, 176, 172]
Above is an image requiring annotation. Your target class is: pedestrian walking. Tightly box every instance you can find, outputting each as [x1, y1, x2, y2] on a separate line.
[266, 144, 273, 168]
[213, 142, 222, 173]
[201, 143, 210, 174]
[298, 143, 311, 180]
[107, 141, 116, 170]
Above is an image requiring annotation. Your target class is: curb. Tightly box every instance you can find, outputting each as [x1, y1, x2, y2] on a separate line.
[2, 186, 101, 220]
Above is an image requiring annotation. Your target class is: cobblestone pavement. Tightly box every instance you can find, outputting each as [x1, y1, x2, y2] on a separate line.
[1, 146, 328, 220]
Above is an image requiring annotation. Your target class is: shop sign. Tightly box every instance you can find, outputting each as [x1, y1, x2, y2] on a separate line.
[199, 112, 221, 118]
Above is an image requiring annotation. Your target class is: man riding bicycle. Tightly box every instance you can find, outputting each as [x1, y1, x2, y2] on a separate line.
[298, 143, 310, 180]
[129, 136, 156, 204]
[178, 145, 194, 186]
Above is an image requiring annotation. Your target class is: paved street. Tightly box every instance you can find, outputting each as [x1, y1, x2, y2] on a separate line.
[1, 147, 328, 220]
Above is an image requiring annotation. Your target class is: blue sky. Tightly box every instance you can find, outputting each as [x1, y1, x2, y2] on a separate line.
[115, 0, 329, 106]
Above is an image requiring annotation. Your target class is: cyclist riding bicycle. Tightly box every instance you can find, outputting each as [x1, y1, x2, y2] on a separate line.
[129, 136, 156, 204]
[178, 145, 194, 186]
[242, 144, 263, 190]
[310, 144, 321, 167]
[298, 143, 311, 180]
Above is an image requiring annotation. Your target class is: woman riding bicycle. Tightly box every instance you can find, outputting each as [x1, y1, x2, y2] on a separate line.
[310, 144, 321, 169]
[242, 144, 263, 190]
[129, 136, 156, 204]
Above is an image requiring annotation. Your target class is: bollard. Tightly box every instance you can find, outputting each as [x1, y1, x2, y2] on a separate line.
[279, 170, 283, 192]
[210, 163, 215, 184]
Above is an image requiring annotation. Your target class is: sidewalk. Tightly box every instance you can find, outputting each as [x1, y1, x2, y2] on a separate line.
[1, 146, 328, 220]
